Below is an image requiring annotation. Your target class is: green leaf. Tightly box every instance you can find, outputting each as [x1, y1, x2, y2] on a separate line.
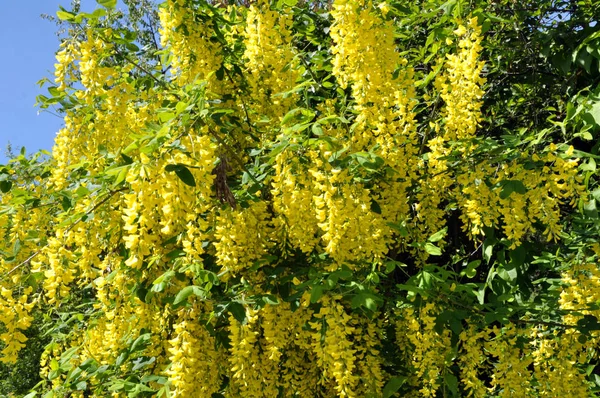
[165, 164, 196, 187]
[483, 241, 494, 263]
[577, 315, 600, 332]
[311, 123, 324, 136]
[484, 311, 497, 324]
[424, 242, 442, 256]
[263, 295, 279, 305]
[428, 227, 448, 242]
[281, 108, 315, 125]
[56, 10, 75, 21]
[387, 221, 409, 237]
[310, 285, 324, 303]
[385, 260, 406, 273]
[152, 270, 175, 293]
[449, 317, 463, 335]
[396, 284, 426, 295]
[130, 333, 151, 352]
[92, 8, 107, 18]
[444, 372, 459, 396]
[351, 292, 380, 311]
[461, 260, 480, 278]
[584, 101, 600, 127]
[509, 245, 526, 268]
[580, 158, 596, 172]
[61, 195, 72, 211]
[499, 180, 527, 200]
[97, 0, 117, 8]
[370, 199, 382, 214]
[383, 376, 407, 398]
[0, 180, 12, 193]
[158, 112, 176, 123]
[173, 286, 204, 305]
[584, 199, 598, 219]
[228, 302, 247, 324]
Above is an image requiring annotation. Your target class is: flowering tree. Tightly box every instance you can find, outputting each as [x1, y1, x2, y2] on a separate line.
[2, 0, 600, 396]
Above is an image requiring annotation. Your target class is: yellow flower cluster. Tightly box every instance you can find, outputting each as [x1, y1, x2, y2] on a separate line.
[559, 261, 600, 325]
[36, 235, 76, 305]
[421, 18, 584, 250]
[122, 170, 162, 269]
[0, 286, 35, 363]
[311, 164, 389, 268]
[485, 324, 533, 397]
[530, 327, 589, 397]
[122, 134, 216, 269]
[229, 301, 318, 397]
[228, 308, 279, 396]
[401, 303, 452, 397]
[50, 31, 144, 190]
[435, 18, 486, 143]
[244, 0, 298, 132]
[79, 29, 116, 95]
[458, 324, 490, 397]
[214, 201, 273, 277]
[455, 148, 582, 246]
[351, 314, 385, 396]
[54, 43, 76, 91]
[167, 304, 223, 397]
[417, 18, 486, 250]
[330, 0, 399, 112]
[0, 188, 50, 363]
[158, 0, 223, 86]
[330, 0, 420, 260]
[271, 148, 320, 253]
[310, 296, 359, 397]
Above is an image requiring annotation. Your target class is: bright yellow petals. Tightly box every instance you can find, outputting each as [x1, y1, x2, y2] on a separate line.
[158, 0, 222, 86]
[214, 201, 273, 277]
[244, 1, 299, 133]
[167, 305, 223, 396]
[0, 287, 35, 363]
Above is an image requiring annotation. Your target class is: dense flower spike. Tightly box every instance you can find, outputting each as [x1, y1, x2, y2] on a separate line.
[167, 304, 223, 397]
[243, 0, 299, 133]
[158, 0, 223, 86]
[0, 1, 596, 397]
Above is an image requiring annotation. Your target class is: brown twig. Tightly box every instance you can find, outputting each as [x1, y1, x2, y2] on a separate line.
[207, 127, 261, 187]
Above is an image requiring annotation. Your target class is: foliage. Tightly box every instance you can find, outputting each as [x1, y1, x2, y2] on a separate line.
[1, 0, 600, 397]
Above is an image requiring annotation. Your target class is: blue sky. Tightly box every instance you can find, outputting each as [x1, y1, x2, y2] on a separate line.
[0, 1, 102, 164]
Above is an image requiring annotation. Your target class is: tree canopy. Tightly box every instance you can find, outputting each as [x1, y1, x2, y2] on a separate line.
[2, 0, 600, 396]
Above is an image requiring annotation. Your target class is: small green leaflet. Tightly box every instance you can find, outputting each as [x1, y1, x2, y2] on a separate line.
[0, 180, 12, 193]
[383, 376, 407, 398]
[56, 11, 75, 21]
[97, 0, 117, 8]
[444, 372, 459, 396]
[428, 227, 447, 242]
[165, 164, 196, 187]
[498, 180, 527, 199]
[228, 302, 247, 324]
[173, 286, 204, 305]
[424, 242, 442, 256]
